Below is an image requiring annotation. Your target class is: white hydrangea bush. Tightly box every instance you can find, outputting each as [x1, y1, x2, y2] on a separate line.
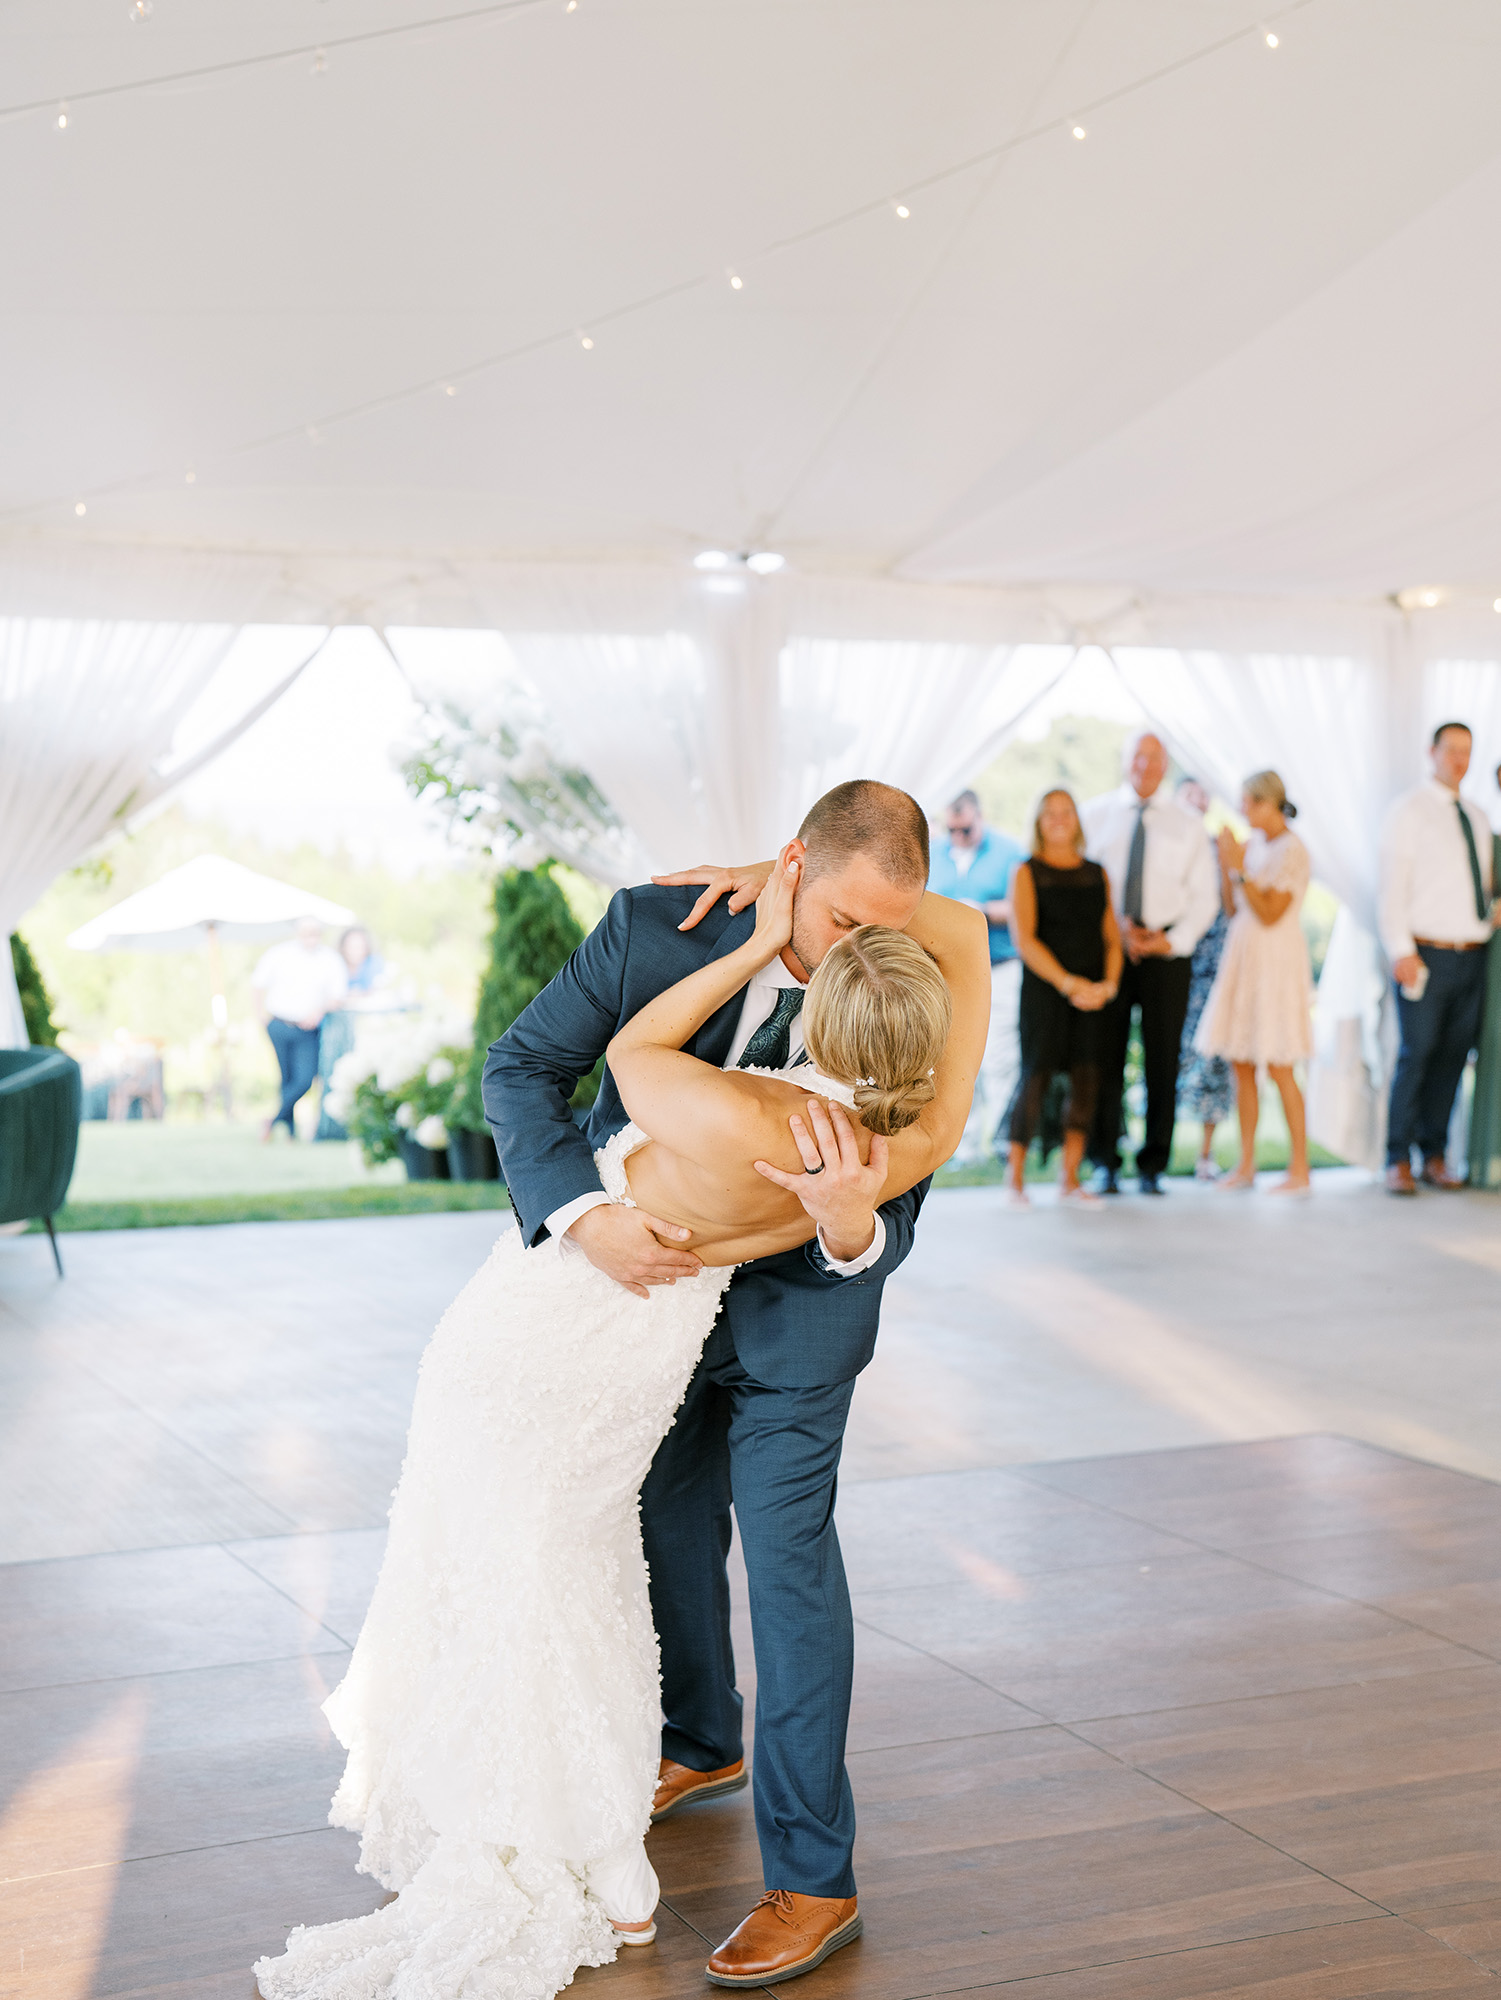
[329, 1012, 470, 1166]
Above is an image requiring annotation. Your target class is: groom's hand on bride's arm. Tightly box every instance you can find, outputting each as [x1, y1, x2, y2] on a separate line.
[753, 1099, 886, 1263]
[651, 861, 774, 931]
[566, 1204, 703, 1301]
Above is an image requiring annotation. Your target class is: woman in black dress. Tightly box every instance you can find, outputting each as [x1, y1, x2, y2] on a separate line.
[1004, 789, 1122, 1207]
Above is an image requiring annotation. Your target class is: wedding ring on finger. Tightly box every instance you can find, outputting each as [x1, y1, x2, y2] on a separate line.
[803, 1161, 826, 1176]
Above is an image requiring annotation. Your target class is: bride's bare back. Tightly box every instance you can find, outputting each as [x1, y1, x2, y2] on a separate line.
[623, 1069, 901, 1267]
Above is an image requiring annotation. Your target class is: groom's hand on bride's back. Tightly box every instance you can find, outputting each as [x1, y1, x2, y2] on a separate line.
[566, 1204, 703, 1300]
[651, 861, 774, 931]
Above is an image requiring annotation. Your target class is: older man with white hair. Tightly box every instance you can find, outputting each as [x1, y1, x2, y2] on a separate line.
[1081, 731, 1219, 1192]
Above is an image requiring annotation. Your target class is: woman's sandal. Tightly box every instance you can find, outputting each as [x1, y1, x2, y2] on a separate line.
[611, 1918, 658, 1948]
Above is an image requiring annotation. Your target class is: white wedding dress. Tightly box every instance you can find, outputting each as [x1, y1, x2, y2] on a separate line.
[255, 1068, 851, 2000]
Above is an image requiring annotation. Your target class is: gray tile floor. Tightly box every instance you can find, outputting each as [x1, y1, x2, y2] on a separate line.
[4, 1177, 1501, 1996]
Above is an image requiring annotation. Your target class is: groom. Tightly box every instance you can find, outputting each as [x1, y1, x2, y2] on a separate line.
[484, 779, 982, 1984]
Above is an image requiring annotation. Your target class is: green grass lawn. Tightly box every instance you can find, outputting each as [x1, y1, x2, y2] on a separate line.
[32, 1120, 509, 1231]
[66, 1121, 407, 1201]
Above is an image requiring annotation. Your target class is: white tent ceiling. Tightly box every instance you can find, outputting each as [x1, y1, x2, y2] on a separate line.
[5, 0, 1501, 611]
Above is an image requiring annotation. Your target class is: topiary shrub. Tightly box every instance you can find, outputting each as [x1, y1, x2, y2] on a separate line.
[10, 933, 60, 1047]
[449, 862, 601, 1133]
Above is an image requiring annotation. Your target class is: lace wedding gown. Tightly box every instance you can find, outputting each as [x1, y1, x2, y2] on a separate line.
[255, 1068, 850, 2000]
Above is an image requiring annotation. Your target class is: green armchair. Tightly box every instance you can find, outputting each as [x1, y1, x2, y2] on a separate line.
[0, 1048, 82, 1276]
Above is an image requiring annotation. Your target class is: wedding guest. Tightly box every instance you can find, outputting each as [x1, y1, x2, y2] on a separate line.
[1380, 721, 1494, 1194]
[1004, 789, 1122, 1207]
[1081, 732, 1219, 1193]
[316, 926, 386, 1141]
[253, 917, 348, 1141]
[1174, 777, 1236, 1179]
[1467, 762, 1501, 1189]
[1195, 771, 1313, 1194]
[928, 789, 1025, 1163]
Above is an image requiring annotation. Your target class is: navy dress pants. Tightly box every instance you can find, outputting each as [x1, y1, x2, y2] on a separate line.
[641, 1313, 859, 1899]
[1387, 945, 1488, 1166]
[267, 1018, 322, 1133]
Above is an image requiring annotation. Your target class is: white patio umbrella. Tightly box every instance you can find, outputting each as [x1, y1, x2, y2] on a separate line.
[68, 855, 356, 1113]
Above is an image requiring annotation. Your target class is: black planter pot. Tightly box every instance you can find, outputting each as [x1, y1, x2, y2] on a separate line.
[446, 1127, 500, 1183]
[399, 1134, 452, 1181]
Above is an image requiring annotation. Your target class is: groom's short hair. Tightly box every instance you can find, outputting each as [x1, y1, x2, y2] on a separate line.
[798, 780, 930, 886]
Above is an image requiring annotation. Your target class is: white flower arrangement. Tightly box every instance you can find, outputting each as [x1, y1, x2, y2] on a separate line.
[425, 1056, 456, 1086]
[394, 1101, 417, 1129]
[414, 1114, 449, 1150]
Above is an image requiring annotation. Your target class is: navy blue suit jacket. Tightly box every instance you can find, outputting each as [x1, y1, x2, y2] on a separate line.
[481, 885, 928, 1388]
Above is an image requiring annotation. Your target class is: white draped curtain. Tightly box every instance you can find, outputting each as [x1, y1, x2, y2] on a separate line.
[453, 567, 1080, 879]
[0, 548, 329, 1046]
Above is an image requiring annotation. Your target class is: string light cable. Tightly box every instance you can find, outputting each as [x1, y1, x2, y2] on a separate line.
[0, 0, 556, 128]
[11, 0, 1322, 529]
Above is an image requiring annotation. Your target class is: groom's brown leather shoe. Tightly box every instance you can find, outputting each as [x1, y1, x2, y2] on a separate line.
[1420, 1156, 1463, 1189]
[650, 1757, 747, 1823]
[705, 1891, 861, 1986]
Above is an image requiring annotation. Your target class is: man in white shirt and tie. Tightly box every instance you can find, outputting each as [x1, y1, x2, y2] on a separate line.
[1378, 721, 1495, 1195]
[1080, 731, 1219, 1193]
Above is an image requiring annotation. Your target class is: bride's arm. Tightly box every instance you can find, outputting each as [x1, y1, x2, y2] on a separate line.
[886, 890, 992, 1170]
[605, 858, 800, 1163]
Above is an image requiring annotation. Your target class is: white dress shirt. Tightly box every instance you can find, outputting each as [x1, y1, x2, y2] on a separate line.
[545, 952, 886, 1275]
[1378, 780, 1494, 962]
[1080, 785, 1219, 958]
[251, 940, 348, 1023]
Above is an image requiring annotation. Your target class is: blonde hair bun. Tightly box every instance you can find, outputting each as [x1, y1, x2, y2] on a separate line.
[802, 925, 952, 1137]
[853, 1073, 937, 1136]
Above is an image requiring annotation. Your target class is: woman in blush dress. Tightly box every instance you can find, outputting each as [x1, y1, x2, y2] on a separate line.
[1195, 770, 1313, 1194]
[1003, 789, 1122, 1208]
[1174, 778, 1235, 1180]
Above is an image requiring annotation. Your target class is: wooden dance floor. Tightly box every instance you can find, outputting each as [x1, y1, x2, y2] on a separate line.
[5, 1184, 1501, 1997]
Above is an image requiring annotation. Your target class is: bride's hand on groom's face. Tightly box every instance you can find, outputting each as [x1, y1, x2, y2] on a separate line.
[754, 1099, 885, 1263]
[748, 858, 798, 961]
[652, 860, 775, 931]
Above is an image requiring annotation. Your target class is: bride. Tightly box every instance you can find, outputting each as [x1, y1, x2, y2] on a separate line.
[254, 855, 985, 2000]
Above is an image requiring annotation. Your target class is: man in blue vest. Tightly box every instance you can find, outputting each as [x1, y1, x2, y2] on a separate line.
[928, 789, 1026, 1161]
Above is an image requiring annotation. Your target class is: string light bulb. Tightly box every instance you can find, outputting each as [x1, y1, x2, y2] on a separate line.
[311, 47, 327, 74]
[74, 501, 86, 517]
[579, 332, 594, 349]
[127, 0, 152, 19]
[1263, 27, 1279, 48]
[56, 103, 68, 129]
[442, 382, 458, 396]
[892, 200, 911, 220]
[727, 270, 743, 290]
[1494, 598, 1501, 614]
[184, 470, 196, 484]
[1071, 122, 1087, 140]
[565, 1, 578, 11]
[745, 552, 785, 575]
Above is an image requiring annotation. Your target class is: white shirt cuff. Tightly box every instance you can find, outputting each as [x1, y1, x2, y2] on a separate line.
[545, 1190, 611, 1243]
[817, 1212, 886, 1276]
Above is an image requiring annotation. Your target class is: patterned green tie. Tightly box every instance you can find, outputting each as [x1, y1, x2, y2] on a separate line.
[1457, 801, 1489, 923]
[737, 988, 804, 1070]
